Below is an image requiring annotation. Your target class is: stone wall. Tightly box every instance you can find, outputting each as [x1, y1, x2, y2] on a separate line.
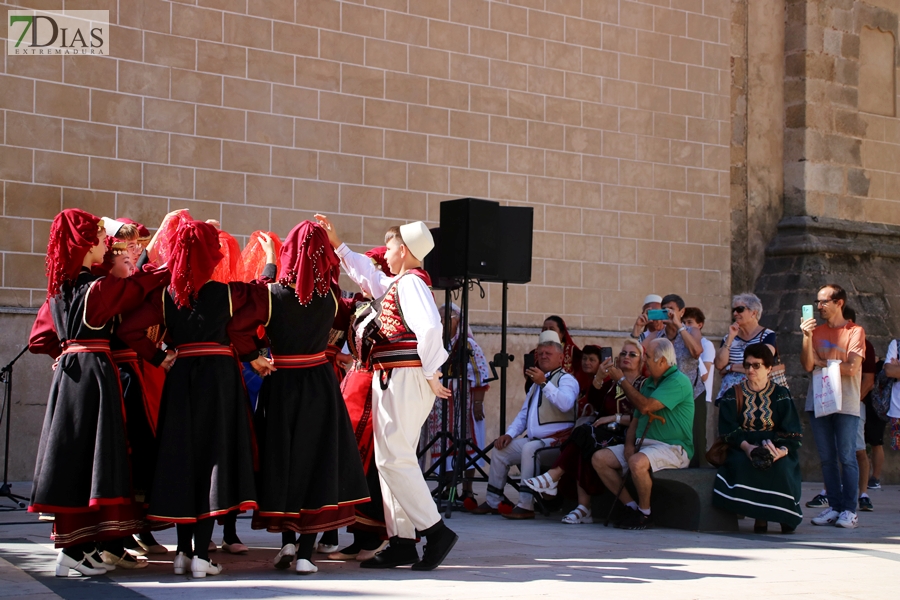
[0, 0, 733, 331]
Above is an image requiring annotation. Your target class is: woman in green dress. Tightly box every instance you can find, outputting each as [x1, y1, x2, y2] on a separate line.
[712, 343, 803, 533]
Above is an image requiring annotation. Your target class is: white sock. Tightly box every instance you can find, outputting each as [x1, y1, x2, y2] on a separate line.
[820, 489, 826, 496]
[626, 501, 638, 510]
[860, 493, 869, 499]
[639, 507, 651, 516]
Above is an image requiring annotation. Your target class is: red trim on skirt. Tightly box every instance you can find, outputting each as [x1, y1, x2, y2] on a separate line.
[30, 496, 132, 514]
[251, 498, 369, 534]
[146, 500, 259, 524]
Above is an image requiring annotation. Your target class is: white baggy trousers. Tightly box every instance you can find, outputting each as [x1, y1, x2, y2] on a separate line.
[372, 367, 442, 539]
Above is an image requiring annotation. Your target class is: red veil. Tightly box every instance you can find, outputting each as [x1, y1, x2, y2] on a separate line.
[240, 231, 283, 282]
[277, 221, 340, 305]
[210, 230, 242, 283]
[168, 220, 223, 309]
[151, 209, 193, 265]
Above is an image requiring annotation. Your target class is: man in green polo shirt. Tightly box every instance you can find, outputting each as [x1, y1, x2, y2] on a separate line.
[594, 337, 694, 529]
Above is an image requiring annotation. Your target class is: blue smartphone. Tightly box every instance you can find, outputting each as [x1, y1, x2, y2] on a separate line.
[647, 309, 669, 321]
[801, 304, 814, 321]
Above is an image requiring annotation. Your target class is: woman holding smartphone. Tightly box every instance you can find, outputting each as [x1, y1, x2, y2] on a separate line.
[713, 293, 777, 400]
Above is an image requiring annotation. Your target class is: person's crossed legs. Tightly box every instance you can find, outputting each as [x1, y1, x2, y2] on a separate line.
[486, 437, 547, 511]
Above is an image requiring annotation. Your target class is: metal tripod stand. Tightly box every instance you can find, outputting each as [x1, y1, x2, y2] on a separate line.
[1, 345, 29, 511]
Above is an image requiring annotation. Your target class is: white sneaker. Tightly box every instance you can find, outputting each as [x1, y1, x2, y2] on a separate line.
[55, 550, 107, 577]
[173, 552, 191, 575]
[811, 508, 840, 525]
[191, 556, 223, 578]
[295, 558, 318, 574]
[273, 543, 296, 569]
[835, 510, 859, 529]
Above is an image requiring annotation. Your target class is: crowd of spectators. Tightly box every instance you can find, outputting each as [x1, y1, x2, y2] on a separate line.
[462, 284, 898, 533]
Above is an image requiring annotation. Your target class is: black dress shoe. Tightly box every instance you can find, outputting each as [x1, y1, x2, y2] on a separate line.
[359, 537, 418, 569]
[411, 524, 458, 571]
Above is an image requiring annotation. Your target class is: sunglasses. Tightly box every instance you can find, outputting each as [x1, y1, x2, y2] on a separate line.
[732, 306, 747, 313]
[619, 351, 640, 358]
[743, 362, 766, 370]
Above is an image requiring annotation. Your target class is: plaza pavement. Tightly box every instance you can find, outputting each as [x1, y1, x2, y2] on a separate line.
[1, 480, 898, 600]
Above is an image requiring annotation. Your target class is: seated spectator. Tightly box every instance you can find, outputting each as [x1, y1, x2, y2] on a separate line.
[630, 294, 664, 342]
[522, 340, 646, 524]
[576, 345, 604, 419]
[473, 331, 578, 520]
[525, 316, 583, 392]
[712, 343, 803, 533]
[592, 338, 695, 530]
[641, 294, 705, 404]
[714, 293, 777, 400]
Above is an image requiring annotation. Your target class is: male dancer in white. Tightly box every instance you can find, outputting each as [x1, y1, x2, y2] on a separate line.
[315, 214, 458, 571]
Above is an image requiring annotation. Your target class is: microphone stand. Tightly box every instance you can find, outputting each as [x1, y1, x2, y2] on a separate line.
[1, 345, 29, 510]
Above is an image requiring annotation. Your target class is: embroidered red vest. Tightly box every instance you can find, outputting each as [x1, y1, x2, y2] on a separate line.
[369, 268, 429, 370]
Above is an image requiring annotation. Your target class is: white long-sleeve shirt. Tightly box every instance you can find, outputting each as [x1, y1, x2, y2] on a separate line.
[506, 370, 579, 440]
[336, 243, 448, 378]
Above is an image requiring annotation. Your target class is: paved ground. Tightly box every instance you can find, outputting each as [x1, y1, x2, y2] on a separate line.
[1, 480, 898, 599]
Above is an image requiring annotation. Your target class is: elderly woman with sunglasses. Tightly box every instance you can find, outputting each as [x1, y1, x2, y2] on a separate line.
[713, 293, 777, 400]
[521, 340, 646, 525]
[712, 343, 803, 533]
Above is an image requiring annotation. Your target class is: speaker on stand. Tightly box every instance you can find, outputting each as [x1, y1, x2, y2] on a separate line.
[418, 199, 533, 518]
[482, 206, 533, 434]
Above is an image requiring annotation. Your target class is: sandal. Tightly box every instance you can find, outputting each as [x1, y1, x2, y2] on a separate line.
[561, 505, 593, 524]
[523, 472, 558, 496]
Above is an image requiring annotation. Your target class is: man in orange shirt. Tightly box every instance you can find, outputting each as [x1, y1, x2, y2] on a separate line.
[800, 284, 865, 529]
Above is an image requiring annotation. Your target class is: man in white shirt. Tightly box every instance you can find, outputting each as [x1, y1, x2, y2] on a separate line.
[472, 331, 578, 519]
[315, 215, 456, 571]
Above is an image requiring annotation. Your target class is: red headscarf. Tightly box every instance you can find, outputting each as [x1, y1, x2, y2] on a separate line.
[240, 231, 283, 283]
[277, 221, 340, 305]
[210, 230, 242, 283]
[118, 217, 151, 240]
[45, 208, 102, 298]
[365, 246, 389, 275]
[169, 220, 223, 309]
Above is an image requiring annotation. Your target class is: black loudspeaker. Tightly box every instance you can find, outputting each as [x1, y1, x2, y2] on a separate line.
[483, 206, 533, 284]
[423, 227, 460, 290]
[439, 198, 500, 280]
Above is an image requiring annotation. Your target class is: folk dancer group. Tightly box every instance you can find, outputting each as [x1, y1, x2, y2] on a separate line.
[28, 207, 458, 578]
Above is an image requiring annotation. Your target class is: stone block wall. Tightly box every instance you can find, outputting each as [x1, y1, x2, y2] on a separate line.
[784, 0, 900, 224]
[0, 0, 733, 333]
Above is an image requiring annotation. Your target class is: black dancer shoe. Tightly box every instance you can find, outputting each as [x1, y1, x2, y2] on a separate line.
[359, 537, 419, 569]
[411, 521, 458, 571]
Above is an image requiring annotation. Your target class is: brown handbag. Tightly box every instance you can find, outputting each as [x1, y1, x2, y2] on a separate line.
[706, 385, 744, 467]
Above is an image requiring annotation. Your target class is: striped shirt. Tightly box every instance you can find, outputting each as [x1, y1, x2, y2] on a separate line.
[720, 328, 777, 364]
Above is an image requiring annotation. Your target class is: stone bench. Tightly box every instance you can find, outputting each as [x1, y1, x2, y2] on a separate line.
[589, 467, 739, 532]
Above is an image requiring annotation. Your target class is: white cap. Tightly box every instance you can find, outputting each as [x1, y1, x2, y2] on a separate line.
[399, 221, 434, 260]
[539, 330, 561, 345]
[102, 217, 126, 238]
[643, 294, 662, 305]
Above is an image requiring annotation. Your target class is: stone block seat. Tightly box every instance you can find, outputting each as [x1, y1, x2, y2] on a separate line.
[589, 467, 739, 532]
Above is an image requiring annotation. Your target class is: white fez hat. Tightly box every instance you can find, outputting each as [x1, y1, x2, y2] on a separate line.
[539, 330, 561, 345]
[399, 221, 434, 260]
[102, 217, 127, 238]
[643, 294, 662, 305]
